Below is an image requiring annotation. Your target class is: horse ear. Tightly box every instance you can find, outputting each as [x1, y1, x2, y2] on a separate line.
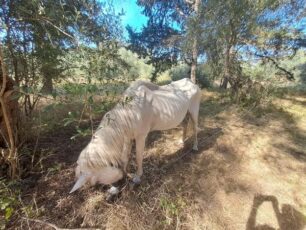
[69, 174, 88, 193]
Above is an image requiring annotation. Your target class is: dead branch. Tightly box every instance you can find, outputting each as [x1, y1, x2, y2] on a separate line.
[22, 217, 101, 230]
[16, 17, 77, 45]
[255, 53, 295, 81]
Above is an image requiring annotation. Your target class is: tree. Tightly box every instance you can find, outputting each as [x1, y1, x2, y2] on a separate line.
[190, 0, 201, 83]
[201, 0, 306, 90]
[0, 0, 123, 178]
[0, 43, 18, 178]
[1, 0, 123, 93]
[127, 0, 203, 82]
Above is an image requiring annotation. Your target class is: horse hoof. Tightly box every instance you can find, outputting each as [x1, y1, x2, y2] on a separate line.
[106, 186, 119, 202]
[132, 175, 141, 184]
[107, 186, 119, 195]
[105, 193, 117, 203]
[192, 146, 199, 151]
[177, 140, 185, 148]
[197, 127, 203, 133]
[129, 181, 139, 191]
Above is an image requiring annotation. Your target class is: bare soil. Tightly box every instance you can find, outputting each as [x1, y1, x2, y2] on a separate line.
[9, 90, 306, 230]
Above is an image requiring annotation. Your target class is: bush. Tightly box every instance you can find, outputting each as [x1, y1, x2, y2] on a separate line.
[159, 63, 211, 88]
[0, 180, 19, 229]
[119, 48, 154, 81]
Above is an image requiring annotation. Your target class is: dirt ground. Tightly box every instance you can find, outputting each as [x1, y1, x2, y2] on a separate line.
[9, 90, 306, 230]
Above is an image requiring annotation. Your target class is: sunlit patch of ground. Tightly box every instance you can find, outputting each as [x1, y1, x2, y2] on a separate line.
[9, 90, 306, 229]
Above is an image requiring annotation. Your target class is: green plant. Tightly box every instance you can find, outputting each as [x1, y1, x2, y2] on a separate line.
[166, 63, 212, 88]
[0, 179, 19, 229]
[59, 80, 121, 140]
[159, 196, 186, 226]
[47, 163, 63, 175]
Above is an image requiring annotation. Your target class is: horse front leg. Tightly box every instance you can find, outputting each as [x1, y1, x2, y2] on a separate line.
[122, 138, 132, 174]
[106, 139, 131, 201]
[132, 135, 146, 184]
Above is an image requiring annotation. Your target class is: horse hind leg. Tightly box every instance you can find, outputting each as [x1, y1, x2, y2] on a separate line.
[179, 113, 189, 146]
[190, 114, 198, 151]
[189, 97, 200, 151]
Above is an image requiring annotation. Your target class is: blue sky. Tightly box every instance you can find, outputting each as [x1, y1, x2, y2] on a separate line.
[112, 0, 306, 33]
[113, 0, 148, 36]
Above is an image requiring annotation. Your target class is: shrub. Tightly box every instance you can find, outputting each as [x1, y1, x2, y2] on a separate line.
[160, 63, 211, 88]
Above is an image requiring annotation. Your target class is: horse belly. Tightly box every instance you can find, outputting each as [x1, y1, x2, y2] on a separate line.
[152, 116, 185, 131]
[150, 99, 189, 131]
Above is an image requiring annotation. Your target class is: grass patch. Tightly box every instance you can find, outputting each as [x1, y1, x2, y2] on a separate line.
[159, 195, 187, 226]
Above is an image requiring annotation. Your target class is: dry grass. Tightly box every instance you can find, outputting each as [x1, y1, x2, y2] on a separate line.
[7, 90, 306, 230]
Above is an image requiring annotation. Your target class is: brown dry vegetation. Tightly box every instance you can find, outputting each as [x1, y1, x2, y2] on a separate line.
[7, 90, 306, 230]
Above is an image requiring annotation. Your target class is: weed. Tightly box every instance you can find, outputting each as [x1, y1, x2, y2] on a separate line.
[47, 163, 63, 175]
[0, 179, 19, 229]
[159, 195, 186, 226]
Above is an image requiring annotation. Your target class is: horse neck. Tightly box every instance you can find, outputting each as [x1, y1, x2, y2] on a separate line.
[100, 104, 135, 142]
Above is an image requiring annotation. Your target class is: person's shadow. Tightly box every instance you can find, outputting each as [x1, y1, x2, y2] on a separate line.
[246, 194, 306, 230]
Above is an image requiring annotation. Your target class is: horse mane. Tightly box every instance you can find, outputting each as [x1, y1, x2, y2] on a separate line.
[77, 89, 148, 171]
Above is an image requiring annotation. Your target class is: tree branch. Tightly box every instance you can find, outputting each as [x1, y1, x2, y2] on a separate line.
[0, 43, 18, 178]
[0, 51, 7, 97]
[41, 17, 76, 41]
[16, 17, 77, 44]
[22, 217, 100, 230]
[255, 53, 295, 81]
[184, 0, 195, 5]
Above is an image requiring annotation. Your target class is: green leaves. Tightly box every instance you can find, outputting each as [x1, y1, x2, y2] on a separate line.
[58, 81, 119, 140]
[70, 127, 92, 140]
[61, 44, 128, 83]
[0, 197, 15, 220]
[4, 207, 13, 221]
[0, 179, 19, 229]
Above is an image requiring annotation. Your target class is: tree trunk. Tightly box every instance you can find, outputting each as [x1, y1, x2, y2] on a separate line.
[0, 43, 19, 179]
[41, 75, 54, 94]
[190, 39, 198, 83]
[220, 77, 228, 89]
[220, 44, 231, 89]
[190, 0, 200, 84]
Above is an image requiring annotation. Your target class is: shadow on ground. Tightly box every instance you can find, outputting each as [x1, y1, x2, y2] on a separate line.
[12, 124, 223, 229]
[246, 194, 306, 230]
[241, 102, 306, 163]
[11, 90, 306, 229]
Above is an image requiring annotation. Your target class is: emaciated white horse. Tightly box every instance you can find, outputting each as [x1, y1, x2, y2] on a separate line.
[70, 78, 201, 194]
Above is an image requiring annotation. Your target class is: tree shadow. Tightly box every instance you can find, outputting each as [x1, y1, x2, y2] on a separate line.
[241, 103, 306, 163]
[246, 194, 306, 230]
[199, 91, 231, 118]
[297, 62, 306, 85]
[23, 127, 222, 229]
[146, 130, 167, 148]
[131, 127, 223, 184]
[241, 103, 296, 127]
[272, 143, 306, 162]
[280, 95, 306, 107]
[17, 91, 228, 228]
